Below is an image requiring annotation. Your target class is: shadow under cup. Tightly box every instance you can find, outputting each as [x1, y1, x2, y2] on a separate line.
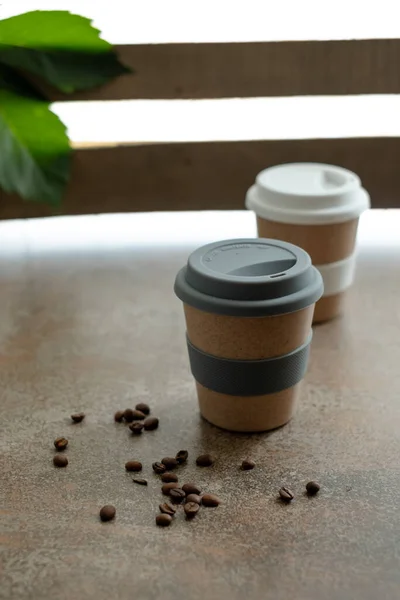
[174, 239, 323, 433]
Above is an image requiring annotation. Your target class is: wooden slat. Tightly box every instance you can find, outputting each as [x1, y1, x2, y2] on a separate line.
[47, 39, 400, 101]
[0, 138, 399, 219]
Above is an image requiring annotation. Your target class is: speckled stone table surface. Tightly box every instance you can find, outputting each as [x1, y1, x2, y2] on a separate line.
[1, 212, 399, 600]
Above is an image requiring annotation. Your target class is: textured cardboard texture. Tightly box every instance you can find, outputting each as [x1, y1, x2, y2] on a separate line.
[197, 381, 301, 432]
[313, 292, 346, 323]
[184, 305, 314, 360]
[256, 217, 359, 264]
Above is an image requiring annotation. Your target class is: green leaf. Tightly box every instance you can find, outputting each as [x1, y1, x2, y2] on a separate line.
[0, 90, 70, 204]
[0, 47, 130, 93]
[0, 11, 131, 93]
[0, 10, 113, 51]
[0, 63, 44, 98]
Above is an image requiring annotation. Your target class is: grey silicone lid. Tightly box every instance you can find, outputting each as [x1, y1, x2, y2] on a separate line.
[174, 239, 323, 316]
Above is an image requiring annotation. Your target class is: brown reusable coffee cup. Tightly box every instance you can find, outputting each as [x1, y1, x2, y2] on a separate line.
[174, 239, 323, 432]
[245, 163, 370, 322]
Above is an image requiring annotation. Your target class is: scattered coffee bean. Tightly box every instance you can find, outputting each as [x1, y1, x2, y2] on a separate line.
[71, 412, 85, 423]
[182, 483, 202, 496]
[53, 454, 68, 468]
[241, 459, 255, 471]
[125, 460, 142, 472]
[100, 505, 116, 522]
[54, 437, 68, 451]
[186, 493, 202, 505]
[159, 502, 176, 516]
[161, 457, 179, 470]
[144, 417, 159, 431]
[176, 450, 189, 464]
[184, 501, 200, 518]
[201, 494, 220, 507]
[161, 483, 180, 496]
[135, 402, 150, 415]
[129, 422, 144, 435]
[152, 461, 166, 475]
[169, 488, 186, 504]
[196, 454, 214, 467]
[306, 481, 321, 496]
[114, 410, 124, 422]
[131, 409, 146, 420]
[279, 487, 294, 502]
[156, 513, 172, 527]
[161, 472, 178, 483]
[133, 478, 148, 486]
[123, 409, 135, 422]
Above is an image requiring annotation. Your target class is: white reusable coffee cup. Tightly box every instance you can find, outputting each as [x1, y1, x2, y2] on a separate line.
[245, 163, 370, 322]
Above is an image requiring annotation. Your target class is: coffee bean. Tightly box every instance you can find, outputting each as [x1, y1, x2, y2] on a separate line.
[129, 421, 144, 435]
[125, 460, 142, 472]
[54, 437, 68, 451]
[184, 501, 200, 518]
[133, 478, 148, 486]
[161, 472, 178, 483]
[156, 513, 172, 527]
[169, 488, 186, 504]
[201, 494, 220, 507]
[131, 410, 146, 420]
[135, 402, 150, 415]
[123, 409, 135, 422]
[306, 481, 321, 496]
[161, 457, 179, 470]
[182, 483, 202, 496]
[144, 417, 159, 431]
[152, 461, 166, 475]
[196, 454, 214, 467]
[279, 487, 294, 502]
[114, 410, 124, 422]
[100, 505, 116, 522]
[176, 450, 189, 464]
[186, 493, 202, 505]
[159, 502, 176, 516]
[53, 454, 68, 468]
[71, 412, 85, 423]
[241, 459, 255, 471]
[161, 482, 180, 496]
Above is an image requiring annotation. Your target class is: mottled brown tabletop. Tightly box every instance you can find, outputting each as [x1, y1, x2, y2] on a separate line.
[1, 212, 399, 600]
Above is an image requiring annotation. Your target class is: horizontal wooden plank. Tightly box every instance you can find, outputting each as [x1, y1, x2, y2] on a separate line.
[47, 39, 400, 101]
[0, 138, 399, 219]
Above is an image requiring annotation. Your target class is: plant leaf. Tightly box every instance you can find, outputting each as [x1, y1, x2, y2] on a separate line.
[0, 10, 113, 51]
[0, 90, 70, 204]
[0, 11, 131, 93]
[0, 63, 44, 98]
[0, 47, 130, 93]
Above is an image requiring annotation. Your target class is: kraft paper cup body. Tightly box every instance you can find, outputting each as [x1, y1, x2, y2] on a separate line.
[256, 217, 358, 322]
[184, 303, 313, 431]
[174, 239, 323, 432]
[246, 163, 370, 322]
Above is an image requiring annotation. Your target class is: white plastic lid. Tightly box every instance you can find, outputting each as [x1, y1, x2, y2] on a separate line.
[245, 163, 370, 225]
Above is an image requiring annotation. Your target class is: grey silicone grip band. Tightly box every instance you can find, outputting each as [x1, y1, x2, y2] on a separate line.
[187, 333, 312, 397]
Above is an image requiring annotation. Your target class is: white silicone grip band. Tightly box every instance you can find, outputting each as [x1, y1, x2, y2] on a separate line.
[315, 254, 356, 297]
